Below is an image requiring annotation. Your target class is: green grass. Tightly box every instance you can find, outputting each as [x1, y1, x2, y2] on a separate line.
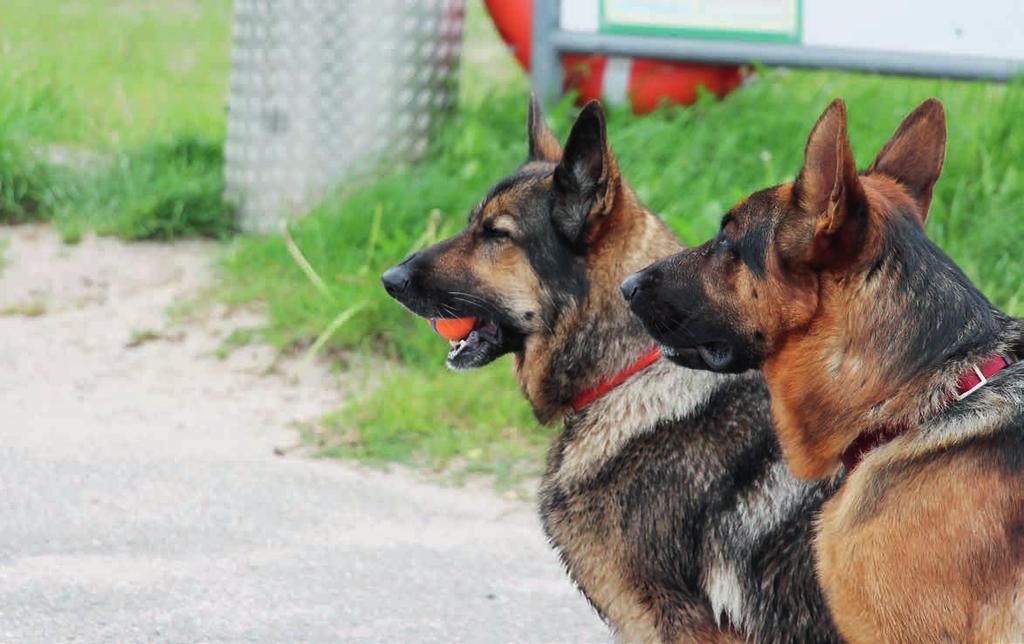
[3, 0, 232, 147]
[0, 301, 48, 318]
[0, 0, 234, 239]
[221, 69, 1024, 477]
[53, 135, 236, 243]
[317, 366, 546, 487]
[0, 70, 67, 223]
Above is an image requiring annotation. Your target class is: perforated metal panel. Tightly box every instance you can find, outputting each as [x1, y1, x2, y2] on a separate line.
[226, 0, 464, 232]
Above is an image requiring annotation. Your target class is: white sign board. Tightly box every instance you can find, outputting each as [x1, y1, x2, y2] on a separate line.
[560, 0, 1024, 62]
[802, 0, 1024, 61]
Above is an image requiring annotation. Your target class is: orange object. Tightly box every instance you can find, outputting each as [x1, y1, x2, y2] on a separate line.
[626, 60, 743, 114]
[483, 0, 744, 114]
[484, 0, 532, 69]
[429, 317, 477, 341]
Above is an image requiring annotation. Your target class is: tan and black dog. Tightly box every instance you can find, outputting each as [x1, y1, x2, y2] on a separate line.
[382, 98, 839, 643]
[624, 98, 1024, 642]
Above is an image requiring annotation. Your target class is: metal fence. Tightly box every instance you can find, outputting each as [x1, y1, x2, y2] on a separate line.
[226, 0, 464, 232]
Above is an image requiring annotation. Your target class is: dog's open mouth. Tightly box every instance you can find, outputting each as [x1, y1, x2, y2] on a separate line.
[445, 319, 508, 370]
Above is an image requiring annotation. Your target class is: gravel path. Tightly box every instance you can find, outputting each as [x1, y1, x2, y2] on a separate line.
[0, 225, 606, 643]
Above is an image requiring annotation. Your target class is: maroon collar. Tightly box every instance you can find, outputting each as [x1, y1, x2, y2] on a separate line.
[840, 353, 1015, 473]
[572, 346, 662, 411]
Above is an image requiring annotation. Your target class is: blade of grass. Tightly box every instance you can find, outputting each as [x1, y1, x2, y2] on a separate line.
[303, 302, 368, 364]
[284, 226, 331, 299]
[357, 204, 384, 276]
[405, 209, 443, 256]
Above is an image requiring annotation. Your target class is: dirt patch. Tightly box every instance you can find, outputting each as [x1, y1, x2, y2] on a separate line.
[0, 223, 344, 457]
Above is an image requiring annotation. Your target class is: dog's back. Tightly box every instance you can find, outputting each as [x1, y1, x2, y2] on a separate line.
[817, 355, 1024, 643]
[542, 363, 838, 643]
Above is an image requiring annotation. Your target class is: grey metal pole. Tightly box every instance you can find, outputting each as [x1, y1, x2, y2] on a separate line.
[549, 31, 1023, 82]
[530, 1, 563, 106]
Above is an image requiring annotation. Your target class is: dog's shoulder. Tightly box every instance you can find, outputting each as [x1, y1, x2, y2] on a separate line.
[818, 365, 1024, 642]
[546, 366, 771, 491]
[828, 360, 1024, 533]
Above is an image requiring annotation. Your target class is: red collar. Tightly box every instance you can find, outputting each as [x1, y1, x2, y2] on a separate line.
[840, 353, 1015, 473]
[572, 346, 662, 411]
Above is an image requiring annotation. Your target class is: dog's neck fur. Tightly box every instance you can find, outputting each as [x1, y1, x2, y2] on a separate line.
[765, 200, 1017, 479]
[514, 186, 685, 424]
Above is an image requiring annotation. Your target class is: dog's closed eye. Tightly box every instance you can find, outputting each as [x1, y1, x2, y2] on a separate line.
[482, 214, 517, 241]
[482, 223, 511, 240]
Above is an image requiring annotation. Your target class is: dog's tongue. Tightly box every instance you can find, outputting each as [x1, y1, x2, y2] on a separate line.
[428, 317, 477, 341]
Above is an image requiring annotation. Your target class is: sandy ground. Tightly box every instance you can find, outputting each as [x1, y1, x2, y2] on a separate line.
[0, 225, 606, 643]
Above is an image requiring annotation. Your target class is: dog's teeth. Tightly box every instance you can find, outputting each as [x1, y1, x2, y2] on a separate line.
[448, 338, 468, 356]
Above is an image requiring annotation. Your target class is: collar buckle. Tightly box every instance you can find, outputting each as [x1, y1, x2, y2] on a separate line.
[956, 365, 988, 401]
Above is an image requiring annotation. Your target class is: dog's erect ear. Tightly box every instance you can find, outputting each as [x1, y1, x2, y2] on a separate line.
[868, 98, 946, 222]
[795, 99, 867, 267]
[527, 94, 562, 162]
[552, 100, 619, 248]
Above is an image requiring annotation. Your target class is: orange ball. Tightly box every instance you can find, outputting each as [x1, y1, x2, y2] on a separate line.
[429, 317, 476, 341]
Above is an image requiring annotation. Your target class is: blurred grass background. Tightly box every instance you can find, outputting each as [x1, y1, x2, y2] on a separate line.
[2, 0, 235, 239]
[2, 0, 1021, 483]
[5, 0, 231, 146]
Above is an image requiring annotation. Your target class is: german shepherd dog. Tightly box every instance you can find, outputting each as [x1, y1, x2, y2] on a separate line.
[382, 97, 839, 643]
[624, 98, 1024, 642]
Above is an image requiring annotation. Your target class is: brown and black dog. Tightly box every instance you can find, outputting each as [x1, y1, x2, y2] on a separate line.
[382, 98, 839, 642]
[624, 98, 1024, 642]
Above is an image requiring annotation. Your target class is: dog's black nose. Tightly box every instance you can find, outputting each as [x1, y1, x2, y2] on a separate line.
[381, 264, 411, 297]
[620, 272, 644, 302]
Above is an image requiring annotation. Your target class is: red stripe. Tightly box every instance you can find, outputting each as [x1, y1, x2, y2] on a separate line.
[572, 346, 662, 411]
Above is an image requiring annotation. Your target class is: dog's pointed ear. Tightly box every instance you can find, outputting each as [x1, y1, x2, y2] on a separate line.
[868, 98, 946, 222]
[527, 94, 562, 162]
[795, 99, 867, 267]
[552, 100, 620, 248]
